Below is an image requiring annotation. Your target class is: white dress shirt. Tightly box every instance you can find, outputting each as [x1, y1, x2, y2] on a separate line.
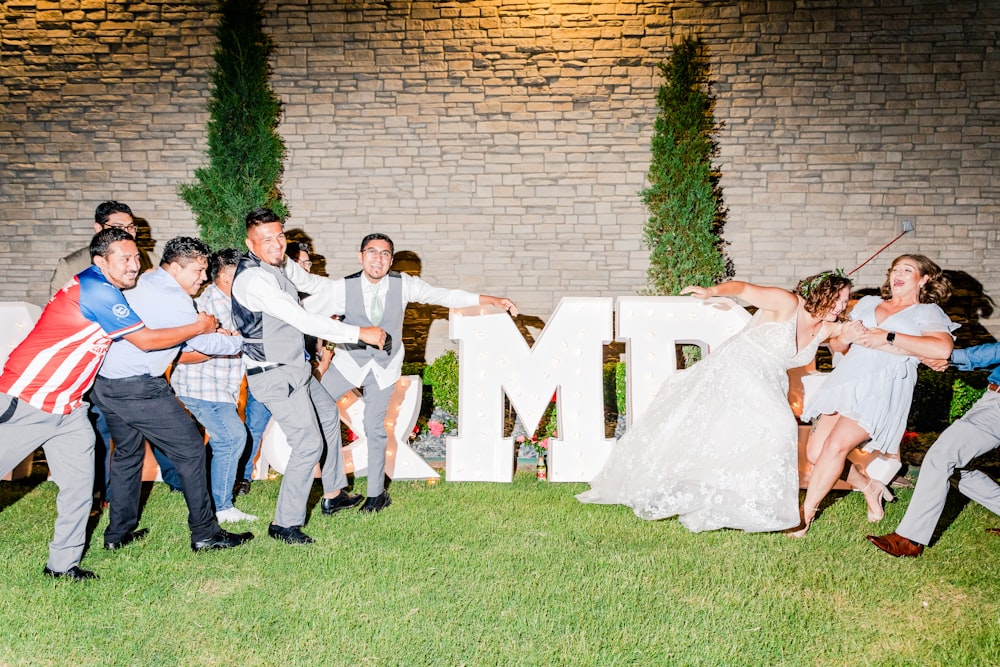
[231, 257, 362, 370]
[303, 272, 479, 389]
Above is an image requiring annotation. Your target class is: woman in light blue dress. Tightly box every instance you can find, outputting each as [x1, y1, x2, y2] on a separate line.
[794, 255, 957, 536]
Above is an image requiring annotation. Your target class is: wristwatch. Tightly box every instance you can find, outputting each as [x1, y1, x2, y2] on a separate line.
[886, 331, 896, 345]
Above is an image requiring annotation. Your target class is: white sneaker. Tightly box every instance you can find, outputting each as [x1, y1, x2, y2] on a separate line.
[217, 507, 258, 523]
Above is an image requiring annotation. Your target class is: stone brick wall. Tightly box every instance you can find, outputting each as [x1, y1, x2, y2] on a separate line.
[2, 0, 998, 346]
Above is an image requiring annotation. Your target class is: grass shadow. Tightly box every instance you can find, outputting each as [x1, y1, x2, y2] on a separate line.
[926, 481, 974, 548]
[0, 472, 47, 514]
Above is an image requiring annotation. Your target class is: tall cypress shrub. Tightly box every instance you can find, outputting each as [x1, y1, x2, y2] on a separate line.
[641, 36, 730, 295]
[179, 0, 287, 249]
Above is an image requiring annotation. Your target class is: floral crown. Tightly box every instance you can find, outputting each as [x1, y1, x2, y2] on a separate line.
[799, 268, 849, 297]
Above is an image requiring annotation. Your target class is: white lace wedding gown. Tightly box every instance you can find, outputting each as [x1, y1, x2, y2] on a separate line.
[578, 311, 821, 532]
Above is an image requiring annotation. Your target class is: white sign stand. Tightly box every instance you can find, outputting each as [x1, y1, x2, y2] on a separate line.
[258, 375, 436, 482]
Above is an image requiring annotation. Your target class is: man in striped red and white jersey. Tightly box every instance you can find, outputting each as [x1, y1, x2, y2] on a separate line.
[0, 227, 218, 581]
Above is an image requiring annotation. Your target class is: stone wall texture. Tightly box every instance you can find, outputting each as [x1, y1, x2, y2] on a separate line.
[2, 0, 998, 343]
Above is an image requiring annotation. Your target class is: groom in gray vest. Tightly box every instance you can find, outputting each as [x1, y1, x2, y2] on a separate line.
[305, 233, 518, 512]
[232, 208, 387, 545]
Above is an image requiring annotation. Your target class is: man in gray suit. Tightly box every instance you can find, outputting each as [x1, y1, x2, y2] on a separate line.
[304, 232, 518, 513]
[868, 341, 1000, 557]
[231, 208, 386, 545]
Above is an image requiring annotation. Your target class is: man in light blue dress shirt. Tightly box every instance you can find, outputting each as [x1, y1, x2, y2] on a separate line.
[94, 237, 254, 553]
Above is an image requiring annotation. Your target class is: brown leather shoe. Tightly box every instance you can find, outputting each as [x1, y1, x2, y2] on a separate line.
[987, 528, 1000, 536]
[866, 532, 924, 557]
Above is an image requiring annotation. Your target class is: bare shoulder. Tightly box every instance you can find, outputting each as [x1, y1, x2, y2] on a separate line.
[743, 284, 799, 320]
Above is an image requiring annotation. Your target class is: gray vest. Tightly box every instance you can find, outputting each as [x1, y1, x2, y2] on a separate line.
[232, 253, 306, 365]
[339, 271, 404, 367]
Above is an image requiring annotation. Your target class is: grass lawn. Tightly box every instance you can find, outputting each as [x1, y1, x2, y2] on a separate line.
[1, 470, 998, 666]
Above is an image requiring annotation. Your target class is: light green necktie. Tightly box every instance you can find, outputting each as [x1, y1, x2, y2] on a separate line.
[370, 286, 383, 325]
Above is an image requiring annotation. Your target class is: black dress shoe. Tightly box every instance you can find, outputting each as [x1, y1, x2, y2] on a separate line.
[43, 565, 98, 581]
[321, 492, 363, 515]
[191, 529, 254, 552]
[267, 523, 314, 544]
[233, 478, 251, 498]
[359, 491, 392, 514]
[104, 528, 149, 551]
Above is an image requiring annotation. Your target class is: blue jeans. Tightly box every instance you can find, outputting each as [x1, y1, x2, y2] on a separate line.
[151, 445, 182, 491]
[88, 402, 114, 501]
[241, 388, 272, 481]
[180, 396, 248, 512]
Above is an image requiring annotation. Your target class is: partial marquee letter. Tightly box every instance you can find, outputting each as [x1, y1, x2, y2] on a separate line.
[616, 296, 750, 424]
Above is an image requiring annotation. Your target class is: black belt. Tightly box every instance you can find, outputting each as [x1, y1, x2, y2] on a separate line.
[0, 397, 18, 424]
[100, 373, 155, 383]
[247, 364, 281, 376]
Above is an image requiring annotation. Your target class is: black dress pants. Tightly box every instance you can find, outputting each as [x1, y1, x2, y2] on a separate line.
[93, 374, 219, 544]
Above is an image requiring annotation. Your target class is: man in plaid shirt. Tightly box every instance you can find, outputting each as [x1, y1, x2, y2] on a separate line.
[172, 248, 257, 523]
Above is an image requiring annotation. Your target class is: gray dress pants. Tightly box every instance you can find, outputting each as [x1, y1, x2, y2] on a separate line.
[897, 391, 1000, 545]
[320, 367, 395, 497]
[247, 361, 347, 528]
[0, 393, 95, 572]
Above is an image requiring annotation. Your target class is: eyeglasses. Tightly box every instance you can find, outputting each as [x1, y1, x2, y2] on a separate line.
[298, 260, 313, 269]
[363, 248, 393, 260]
[104, 223, 137, 234]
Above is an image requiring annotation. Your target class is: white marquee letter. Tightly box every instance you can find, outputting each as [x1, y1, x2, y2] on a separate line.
[447, 298, 614, 482]
[616, 297, 750, 423]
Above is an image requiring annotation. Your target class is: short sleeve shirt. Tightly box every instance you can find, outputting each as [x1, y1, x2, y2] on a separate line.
[0, 265, 145, 414]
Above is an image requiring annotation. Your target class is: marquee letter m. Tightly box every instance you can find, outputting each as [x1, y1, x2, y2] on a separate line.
[446, 298, 614, 482]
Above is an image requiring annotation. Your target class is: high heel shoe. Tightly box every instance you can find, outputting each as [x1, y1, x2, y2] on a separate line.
[786, 505, 818, 538]
[861, 478, 895, 522]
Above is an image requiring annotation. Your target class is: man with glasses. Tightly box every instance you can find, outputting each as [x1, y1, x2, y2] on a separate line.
[304, 233, 518, 514]
[285, 241, 332, 376]
[286, 241, 313, 272]
[50, 201, 160, 295]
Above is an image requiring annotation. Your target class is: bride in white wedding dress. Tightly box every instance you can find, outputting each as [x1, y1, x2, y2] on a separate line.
[577, 272, 858, 533]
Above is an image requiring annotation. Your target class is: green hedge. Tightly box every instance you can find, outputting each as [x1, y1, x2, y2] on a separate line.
[908, 367, 989, 432]
[423, 350, 459, 416]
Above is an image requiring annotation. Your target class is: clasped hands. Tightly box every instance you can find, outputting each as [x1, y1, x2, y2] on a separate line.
[848, 324, 898, 349]
[195, 312, 220, 334]
[842, 321, 949, 371]
[359, 326, 388, 350]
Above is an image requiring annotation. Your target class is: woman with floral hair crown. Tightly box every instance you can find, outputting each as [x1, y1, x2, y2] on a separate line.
[792, 254, 957, 536]
[578, 270, 854, 533]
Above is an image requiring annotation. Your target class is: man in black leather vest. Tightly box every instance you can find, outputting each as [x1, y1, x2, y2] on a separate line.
[231, 208, 386, 545]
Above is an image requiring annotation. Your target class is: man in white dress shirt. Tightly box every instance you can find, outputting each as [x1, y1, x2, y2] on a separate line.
[230, 208, 386, 545]
[304, 233, 518, 513]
